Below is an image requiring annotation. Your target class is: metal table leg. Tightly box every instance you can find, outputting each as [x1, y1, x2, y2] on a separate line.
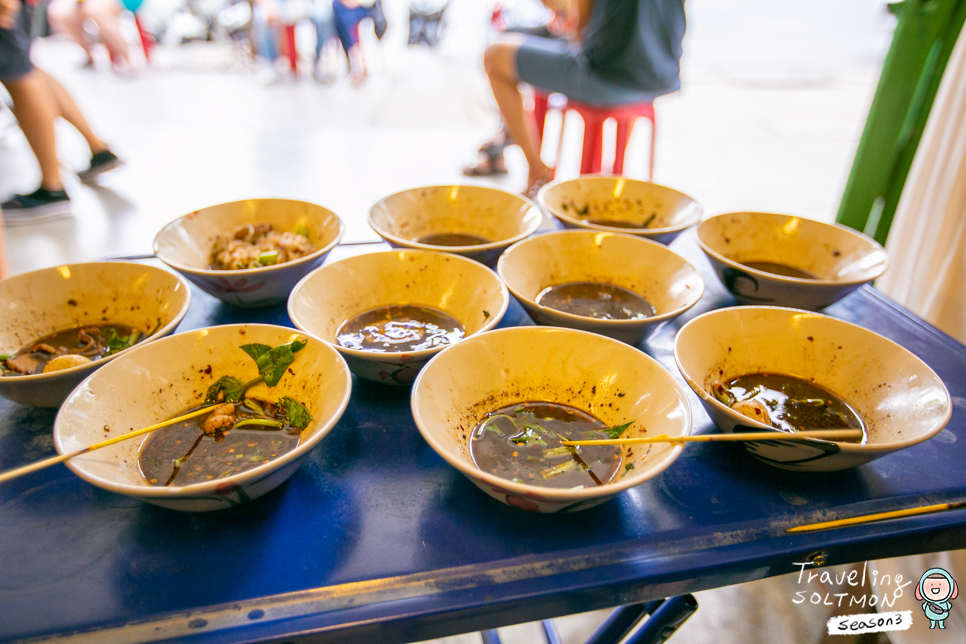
[623, 595, 698, 644]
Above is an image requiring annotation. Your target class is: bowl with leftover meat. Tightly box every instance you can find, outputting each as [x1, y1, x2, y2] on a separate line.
[288, 249, 509, 385]
[537, 175, 702, 244]
[411, 326, 692, 512]
[0, 262, 191, 408]
[695, 212, 888, 309]
[673, 306, 951, 471]
[497, 230, 704, 345]
[154, 198, 344, 307]
[368, 185, 542, 264]
[53, 324, 352, 511]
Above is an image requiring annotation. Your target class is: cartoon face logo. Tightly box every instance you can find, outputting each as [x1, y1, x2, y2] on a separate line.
[916, 567, 959, 630]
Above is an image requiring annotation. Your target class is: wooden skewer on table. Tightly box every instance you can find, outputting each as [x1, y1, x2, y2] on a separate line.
[0, 405, 216, 485]
[788, 501, 966, 533]
[562, 429, 864, 447]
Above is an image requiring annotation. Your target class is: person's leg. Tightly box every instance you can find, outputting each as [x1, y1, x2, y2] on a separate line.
[35, 69, 107, 154]
[483, 37, 551, 194]
[80, 0, 132, 69]
[46, 0, 95, 65]
[3, 71, 63, 191]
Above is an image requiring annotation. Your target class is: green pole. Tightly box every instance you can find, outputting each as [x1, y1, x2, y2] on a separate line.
[836, 0, 966, 245]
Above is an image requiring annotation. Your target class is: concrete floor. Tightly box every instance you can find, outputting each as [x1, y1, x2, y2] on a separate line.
[0, 0, 897, 642]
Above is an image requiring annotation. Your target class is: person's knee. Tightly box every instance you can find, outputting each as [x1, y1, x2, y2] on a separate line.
[484, 41, 520, 81]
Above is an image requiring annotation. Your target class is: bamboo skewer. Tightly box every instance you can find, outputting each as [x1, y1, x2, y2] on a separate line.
[0, 405, 216, 485]
[562, 429, 864, 447]
[787, 501, 966, 533]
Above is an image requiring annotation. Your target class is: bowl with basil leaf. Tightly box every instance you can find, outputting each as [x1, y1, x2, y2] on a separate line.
[53, 324, 352, 511]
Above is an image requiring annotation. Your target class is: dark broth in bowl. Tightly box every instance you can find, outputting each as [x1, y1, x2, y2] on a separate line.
[537, 282, 655, 320]
[1, 323, 147, 376]
[469, 402, 623, 489]
[336, 305, 464, 353]
[712, 373, 866, 442]
[139, 401, 303, 486]
[740, 261, 817, 279]
[415, 233, 490, 247]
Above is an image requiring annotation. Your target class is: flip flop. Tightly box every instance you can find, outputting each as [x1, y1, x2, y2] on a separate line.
[525, 177, 550, 201]
[462, 156, 508, 177]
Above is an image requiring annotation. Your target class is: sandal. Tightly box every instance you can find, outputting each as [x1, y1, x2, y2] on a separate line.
[525, 176, 550, 200]
[462, 154, 508, 177]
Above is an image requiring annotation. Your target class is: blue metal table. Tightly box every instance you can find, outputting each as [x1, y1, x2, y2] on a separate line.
[1, 235, 965, 643]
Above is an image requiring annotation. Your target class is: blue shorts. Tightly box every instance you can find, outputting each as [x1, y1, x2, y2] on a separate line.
[0, 8, 33, 83]
[515, 36, 662, 107]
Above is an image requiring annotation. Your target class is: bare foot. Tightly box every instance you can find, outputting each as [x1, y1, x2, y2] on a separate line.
[525, 163, 553, 199]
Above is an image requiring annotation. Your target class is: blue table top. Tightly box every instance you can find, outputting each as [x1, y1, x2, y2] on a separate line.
[2, 236, 965, 643]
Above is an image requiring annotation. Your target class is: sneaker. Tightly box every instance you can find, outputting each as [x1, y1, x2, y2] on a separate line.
[77, 149, 124, 183]
[0, 188, 71, 226]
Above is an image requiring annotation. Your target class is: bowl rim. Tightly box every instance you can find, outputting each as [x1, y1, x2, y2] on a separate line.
[367, 183, 543, 253]
[537, 174, 703, 235]
[695, 211, 889, 286]
[288, 248, 511, 361]
[0, 261, 192, 383]
[672, 305, 952, 452]
[152, 197, 345, 277]
[411, 325, 692, 500]
[53, 323, 353, 498]
[497, 229, 705, 327]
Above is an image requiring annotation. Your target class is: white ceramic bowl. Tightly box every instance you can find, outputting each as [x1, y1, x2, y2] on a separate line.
[0, 262, 191, 408]
[537, 175, 703, 244]
[154, 198, 344, 308]
[288, 250, 509, 385]
[411, 327, 692, 512]
[695, 212, 889, 310]
[497, 230, 704, 345]
[368, 185, 542, 264]
[54, 324, 352, 511]
[674, 306, 951, 472]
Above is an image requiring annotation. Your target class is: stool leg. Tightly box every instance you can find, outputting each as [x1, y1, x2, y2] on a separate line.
[581, 114, 602, 175]
[533, 92, 549, 146]
[134, 14, 153, 62]
[551, 109, 567, 180]
[613, 116, 636, 176]
[583, 601, 664, 644]
[285, 25, 298, 76]
[647, 114, 656, 181]
[542, 619, 562, 644]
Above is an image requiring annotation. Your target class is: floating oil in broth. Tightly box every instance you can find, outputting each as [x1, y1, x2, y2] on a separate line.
[740, 261, 817, 279]
[415, 233, 490, 247]
[715, 373, 866, 443]
[469, 402, 623, 489]
[537, 282, 655, 320]
[2, 323, 146, 376]
[336, 305, 464, 352]
[138, 402, 302, 486]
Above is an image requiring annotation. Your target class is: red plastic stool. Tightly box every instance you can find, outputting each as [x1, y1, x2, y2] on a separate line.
[564, 101, 655, 179]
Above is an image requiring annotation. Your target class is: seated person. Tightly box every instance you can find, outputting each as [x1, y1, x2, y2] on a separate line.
[47, 0, 134, 71]
[481, 0, 685, 195]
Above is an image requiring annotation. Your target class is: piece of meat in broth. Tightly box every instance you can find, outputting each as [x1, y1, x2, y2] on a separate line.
[203, 403, 236, 437]
[5, 355, 41, 374]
